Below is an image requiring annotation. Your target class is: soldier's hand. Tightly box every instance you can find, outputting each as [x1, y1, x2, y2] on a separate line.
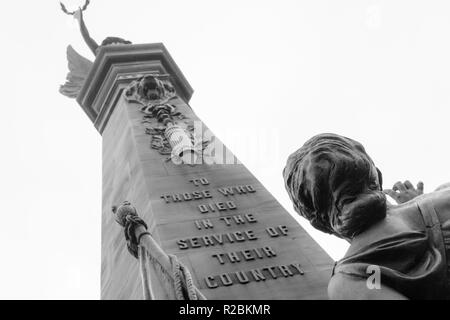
[384, 180, 424, 204]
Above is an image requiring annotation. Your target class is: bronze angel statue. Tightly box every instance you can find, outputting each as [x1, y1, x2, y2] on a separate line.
[59, 6, 132, 98]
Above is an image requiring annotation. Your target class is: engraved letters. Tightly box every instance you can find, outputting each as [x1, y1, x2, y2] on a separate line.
[170, 177, 301, 290]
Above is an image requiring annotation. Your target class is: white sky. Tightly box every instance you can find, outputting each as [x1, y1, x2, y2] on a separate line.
[0, 0, 449, 299]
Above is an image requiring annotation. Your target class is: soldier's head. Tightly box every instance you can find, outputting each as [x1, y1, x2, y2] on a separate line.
[283, 133, 386, 240]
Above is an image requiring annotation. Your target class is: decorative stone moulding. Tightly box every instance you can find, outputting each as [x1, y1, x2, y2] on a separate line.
[125, 74, 176, 107]
[124, 74, 200, 165]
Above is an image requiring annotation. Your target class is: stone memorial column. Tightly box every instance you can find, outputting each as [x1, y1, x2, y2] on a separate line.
[76, 43, 333, 300]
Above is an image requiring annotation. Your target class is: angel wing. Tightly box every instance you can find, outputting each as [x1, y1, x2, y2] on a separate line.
[59, 45, 94, 99]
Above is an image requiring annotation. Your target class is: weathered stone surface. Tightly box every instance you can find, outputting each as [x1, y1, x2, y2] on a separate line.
[80, 44, 333, 300]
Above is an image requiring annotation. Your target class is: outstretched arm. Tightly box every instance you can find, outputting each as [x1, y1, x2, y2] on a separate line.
[74, 8, 99, 56]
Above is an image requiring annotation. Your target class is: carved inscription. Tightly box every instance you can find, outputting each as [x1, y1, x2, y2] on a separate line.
[212, 246, 277, 264]
[189, 178, 210, 186]
[160, 190, 212, 203]
[161, 176, 305, 289]
[204, 263, 305, 288]
[220, 213, 257, 226]
[176, 228, 260, 249]
[217, 185, 256, 196]
[198, 201, 237, 213]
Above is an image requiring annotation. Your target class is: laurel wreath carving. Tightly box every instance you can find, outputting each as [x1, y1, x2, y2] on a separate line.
[60, 0, 90, 15]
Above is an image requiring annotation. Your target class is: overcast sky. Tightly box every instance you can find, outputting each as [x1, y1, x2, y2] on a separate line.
[0, 0, 449, 299]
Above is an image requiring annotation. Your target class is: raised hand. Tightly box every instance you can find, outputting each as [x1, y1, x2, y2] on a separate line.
[74, 7, 83, 22]
[384, 180, 424, 204]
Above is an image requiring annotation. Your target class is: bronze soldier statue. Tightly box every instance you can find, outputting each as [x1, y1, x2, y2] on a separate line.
[283, 133, 450, 299]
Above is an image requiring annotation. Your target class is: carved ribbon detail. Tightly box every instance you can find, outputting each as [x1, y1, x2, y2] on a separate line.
[125, 75, 208, 164]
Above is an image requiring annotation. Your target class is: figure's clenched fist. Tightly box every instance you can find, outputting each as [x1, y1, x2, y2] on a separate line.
[73, 8, 83, 21]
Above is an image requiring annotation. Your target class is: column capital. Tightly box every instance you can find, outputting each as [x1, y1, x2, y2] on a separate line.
[77, 43, 194, 134]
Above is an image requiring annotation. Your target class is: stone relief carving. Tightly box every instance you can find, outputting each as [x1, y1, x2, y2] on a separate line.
[124, 75, 209, 164]
[125, 75, 177, 108]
